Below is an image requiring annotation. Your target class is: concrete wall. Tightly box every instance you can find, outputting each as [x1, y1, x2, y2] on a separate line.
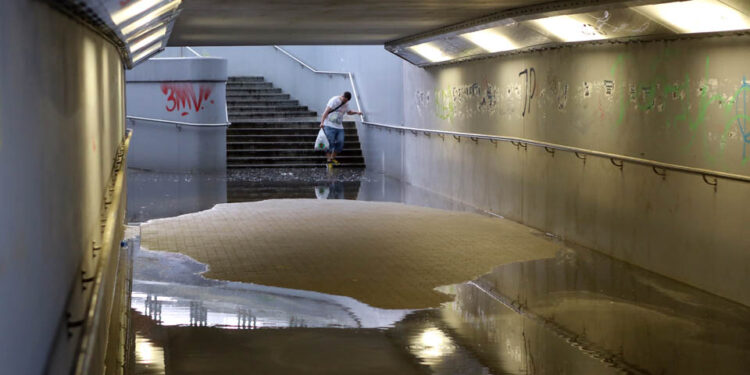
[126, 57, 228, 173]
[0, 1, 126, 374]
[369, 36, 750, 306]
[167, 46, 404, 124]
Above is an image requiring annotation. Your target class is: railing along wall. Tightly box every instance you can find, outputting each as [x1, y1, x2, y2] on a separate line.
[272, 46, 750, 187]
[126, 115, 231, 128]
[273, 46, 365, 122]
[363, 121, 750, 187]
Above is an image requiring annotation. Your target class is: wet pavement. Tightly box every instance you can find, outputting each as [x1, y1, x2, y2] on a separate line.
[127, 169, 750, 374]
[127, 168, 365, 223]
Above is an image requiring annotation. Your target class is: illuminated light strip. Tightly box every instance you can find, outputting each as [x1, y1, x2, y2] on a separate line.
[129, 26, 167, 53]
[528, 15, 605, 42]
[634, 0, 750, 33]
[131, 41, 164, 64]
[121, 0, 181, 36]
[111, 0, 164, 26]
[409, 42, 452, 63]
[462, 29, 516, 53]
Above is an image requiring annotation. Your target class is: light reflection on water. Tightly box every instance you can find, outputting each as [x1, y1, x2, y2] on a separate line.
[134, 335, 166, 375]
[132, 238, 750, 375]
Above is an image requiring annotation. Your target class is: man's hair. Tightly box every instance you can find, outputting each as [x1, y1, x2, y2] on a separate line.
[343, 91, 352, 100]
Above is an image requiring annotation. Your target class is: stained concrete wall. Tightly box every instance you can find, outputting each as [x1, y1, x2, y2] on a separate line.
[370, 36, 750, 306]
[126, 57, 228, 173]
[0, 1, 126, 374]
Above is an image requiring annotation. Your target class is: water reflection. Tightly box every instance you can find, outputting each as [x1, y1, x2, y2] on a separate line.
[134, 334, 166, 375]
[126, 168, 365, 222]
[132, 237, 750, 374]
[438, 246, 750, 375]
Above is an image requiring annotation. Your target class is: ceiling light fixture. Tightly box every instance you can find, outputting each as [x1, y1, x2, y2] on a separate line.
[128, 26, 167, 53]
[111, 0, 163, 26]
[409, 42, 452, 63]
[634, 0, 750, 33]
[528, 15, 606, 42]
[131, 41, 164, 64]
[461, 28, 517, 53]
[121, 0, 181, 37]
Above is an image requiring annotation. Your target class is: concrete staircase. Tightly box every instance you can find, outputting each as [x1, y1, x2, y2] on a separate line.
[226, 76, 366, 168]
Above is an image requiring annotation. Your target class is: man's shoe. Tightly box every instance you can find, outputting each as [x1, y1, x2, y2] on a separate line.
[326, 162, 334, 171]
[331, 158, 341, 166]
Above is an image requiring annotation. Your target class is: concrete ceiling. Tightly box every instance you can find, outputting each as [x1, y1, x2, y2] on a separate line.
[168, 0, 555, 46]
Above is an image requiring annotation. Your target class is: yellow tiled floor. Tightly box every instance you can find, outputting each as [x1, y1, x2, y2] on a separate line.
[141, 199, 560, 309]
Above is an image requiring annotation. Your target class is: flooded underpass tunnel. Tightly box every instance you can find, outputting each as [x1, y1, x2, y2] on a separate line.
[4, 1, 750, 374]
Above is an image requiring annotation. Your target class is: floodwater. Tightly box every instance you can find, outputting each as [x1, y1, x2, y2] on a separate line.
[127, 168, 750, 374]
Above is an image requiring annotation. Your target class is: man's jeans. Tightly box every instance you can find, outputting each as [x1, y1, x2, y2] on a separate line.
[324, 126, 345, 153]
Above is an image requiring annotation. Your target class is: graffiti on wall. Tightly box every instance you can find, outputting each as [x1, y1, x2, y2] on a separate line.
[734, 78, 750, 161]
[414, 49, 750, 165]
[160, 83, 215, 117]
[518, 68, 536, 117]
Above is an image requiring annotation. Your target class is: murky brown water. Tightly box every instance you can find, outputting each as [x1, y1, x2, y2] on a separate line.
[127, 170, 750, 374]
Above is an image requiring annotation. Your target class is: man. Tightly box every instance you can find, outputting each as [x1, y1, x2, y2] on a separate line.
[320, 91, 362, 170]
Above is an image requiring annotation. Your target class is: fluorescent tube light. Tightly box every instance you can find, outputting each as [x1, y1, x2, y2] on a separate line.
[131, 42, 163, 64]
[529, 15, 605, 42]
[462, 29, 517, 53]
[111, 0, 164, 25]
[635, 0, 750, 33]
[129, 26, 167, 53]
[121, 0, 181, 36]
[409, 43, 452, 63]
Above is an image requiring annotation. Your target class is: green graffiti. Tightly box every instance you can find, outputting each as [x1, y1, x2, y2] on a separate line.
[610, 54, 627, 127]
[608, 52, 749, 165]
[434, 88, 454, 121]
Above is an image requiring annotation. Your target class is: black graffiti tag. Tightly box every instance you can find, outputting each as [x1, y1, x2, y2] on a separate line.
[519, 67, 536, 117]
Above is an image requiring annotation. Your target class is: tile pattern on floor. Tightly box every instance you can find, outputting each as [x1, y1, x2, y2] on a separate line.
[140, 199, 561, 309]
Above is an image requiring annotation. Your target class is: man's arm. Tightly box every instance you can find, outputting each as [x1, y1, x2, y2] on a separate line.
[320, 107, 332, 128]
[346, 110, 363, 115]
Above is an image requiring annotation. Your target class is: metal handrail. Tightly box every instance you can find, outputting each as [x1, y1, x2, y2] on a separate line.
[362, 121, 750, 185]
[185, 46, 202, 57]
[126, 115, 230, 127]
[273, 46, 364, 121]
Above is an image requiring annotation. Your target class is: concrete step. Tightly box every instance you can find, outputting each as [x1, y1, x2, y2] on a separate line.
[227, 99, 300, 106]
[228, 76, 265, 83]
[227, 135, 361, 144]
[227, 141, 360, 150]
[228, 163, 366, 169]
[226, 94, 291, 101]
[229, 111, 317, 119]
[227, 105, 310, 112]
[226, 82, 274, 89]
[228, 121, 354, 127]
[227, 88, 283, 95]
[225, 75, 365, 170]
[227, 128, 360, 136]
[228, 148, 363, 157]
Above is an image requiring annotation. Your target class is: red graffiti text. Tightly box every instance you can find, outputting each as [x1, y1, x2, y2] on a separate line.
[160, 83, 214, 116]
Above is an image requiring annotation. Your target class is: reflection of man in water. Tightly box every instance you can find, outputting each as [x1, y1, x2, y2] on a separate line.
[319, 91, 362, 170]
[314, 170, 346, 200]
[327, 181, 345, 199]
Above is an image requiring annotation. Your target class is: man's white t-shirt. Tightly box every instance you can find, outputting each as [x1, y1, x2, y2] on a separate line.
[323, 96, 349, 129]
